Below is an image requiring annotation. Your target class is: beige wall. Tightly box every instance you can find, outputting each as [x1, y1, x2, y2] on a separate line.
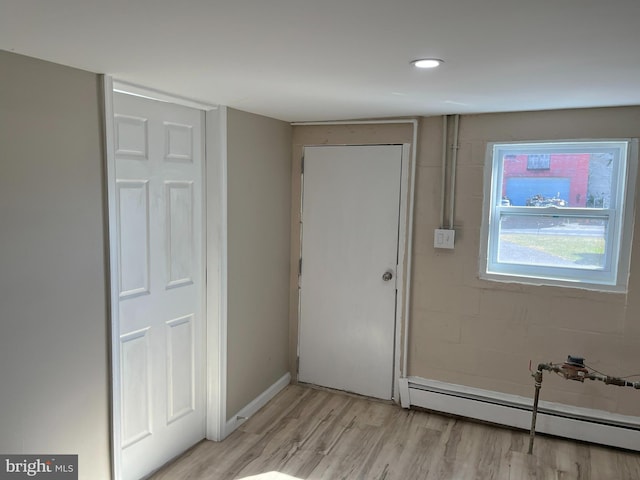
[0, 51, 110, 479]
[411, 107, 640, 416]
[226, 108, 292, 418]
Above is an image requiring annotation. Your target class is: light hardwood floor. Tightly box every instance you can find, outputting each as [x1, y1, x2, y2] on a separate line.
[150, 385, 640, 479]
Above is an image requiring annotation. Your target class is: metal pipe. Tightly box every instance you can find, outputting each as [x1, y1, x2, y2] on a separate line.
[440, 115, 448, 229]
[528, 358, 640, 455]
[448, 114, 460, 230]
[528, 368, 543, 454]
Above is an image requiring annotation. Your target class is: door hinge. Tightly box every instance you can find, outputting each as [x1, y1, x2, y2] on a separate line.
[296, 356, 300, 374]
[301, 156, 304, 174]
[298, 257, 303, 276]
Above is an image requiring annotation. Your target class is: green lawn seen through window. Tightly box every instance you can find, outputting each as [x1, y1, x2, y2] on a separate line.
[500, 234, 605, 263]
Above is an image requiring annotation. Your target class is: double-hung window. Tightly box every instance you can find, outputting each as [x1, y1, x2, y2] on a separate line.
[480, 140, 637, 292]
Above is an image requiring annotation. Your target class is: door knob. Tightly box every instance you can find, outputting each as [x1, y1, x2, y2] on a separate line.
[382, 271, 393, 281]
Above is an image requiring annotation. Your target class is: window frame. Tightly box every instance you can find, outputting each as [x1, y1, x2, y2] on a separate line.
[479, 139, 638, 292]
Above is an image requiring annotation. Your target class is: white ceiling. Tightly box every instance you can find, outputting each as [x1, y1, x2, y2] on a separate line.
[2, 0, 639, 122]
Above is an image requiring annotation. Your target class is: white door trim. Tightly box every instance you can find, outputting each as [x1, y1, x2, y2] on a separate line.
[394, 143, 411, 400]
[102, 74, 123, 480]
[112, 80, 219, 112]
[297, 141, 414, 403]
[204, 106, 228, 441]
[102, 76, 227, 479]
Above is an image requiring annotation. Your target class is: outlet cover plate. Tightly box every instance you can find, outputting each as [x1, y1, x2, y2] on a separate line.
[434, 228, 455, 249]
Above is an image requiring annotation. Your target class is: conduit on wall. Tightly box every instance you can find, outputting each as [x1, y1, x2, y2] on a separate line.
[440, 114, 461, 230]
[439, 115, 448, 229]
[449, 114, 460, 230]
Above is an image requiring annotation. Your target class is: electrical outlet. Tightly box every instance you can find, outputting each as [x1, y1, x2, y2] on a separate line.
[434, 228, 455, 249]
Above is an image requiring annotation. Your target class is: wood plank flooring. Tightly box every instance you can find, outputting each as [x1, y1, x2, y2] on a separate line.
[149, 385, 640, 479]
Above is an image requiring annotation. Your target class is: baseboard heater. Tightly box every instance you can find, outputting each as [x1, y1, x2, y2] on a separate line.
[399, 376, 640, 451]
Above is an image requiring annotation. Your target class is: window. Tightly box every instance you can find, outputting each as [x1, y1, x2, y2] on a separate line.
[527, 154, 551, 170]
[480, 140, 637, 292]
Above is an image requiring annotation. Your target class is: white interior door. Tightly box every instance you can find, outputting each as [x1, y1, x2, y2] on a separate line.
[298, 145, 402, 400]
[112, 92, 205, 480]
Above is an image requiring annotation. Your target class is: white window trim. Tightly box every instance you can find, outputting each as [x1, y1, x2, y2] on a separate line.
[479, 139, 638, 293]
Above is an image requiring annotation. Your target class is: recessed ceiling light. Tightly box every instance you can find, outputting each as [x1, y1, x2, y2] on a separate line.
[411, 58, 443, 69]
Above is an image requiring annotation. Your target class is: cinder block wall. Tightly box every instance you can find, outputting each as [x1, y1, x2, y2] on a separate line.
[410, 107, 640, 416]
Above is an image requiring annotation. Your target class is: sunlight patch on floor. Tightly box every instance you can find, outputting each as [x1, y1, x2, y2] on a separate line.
[239, 472, 302, 480]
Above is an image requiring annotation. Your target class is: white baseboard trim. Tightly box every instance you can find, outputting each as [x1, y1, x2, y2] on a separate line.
[398, 377, 410, 408]
[404, 376, 640, 451]
[224, 372, 291, 437]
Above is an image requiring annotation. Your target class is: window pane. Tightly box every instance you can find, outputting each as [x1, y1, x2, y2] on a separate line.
[497, 215, 607, 270]
[500, 151, 614, 208]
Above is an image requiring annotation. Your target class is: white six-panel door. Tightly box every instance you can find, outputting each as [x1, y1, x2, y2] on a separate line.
[298, 145, 403, 400]
[113, 92, 205, 480]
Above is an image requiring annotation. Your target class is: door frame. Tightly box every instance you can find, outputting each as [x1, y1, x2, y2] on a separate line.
[102, 76, 228, 479]
[295, 138, 415, 402]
